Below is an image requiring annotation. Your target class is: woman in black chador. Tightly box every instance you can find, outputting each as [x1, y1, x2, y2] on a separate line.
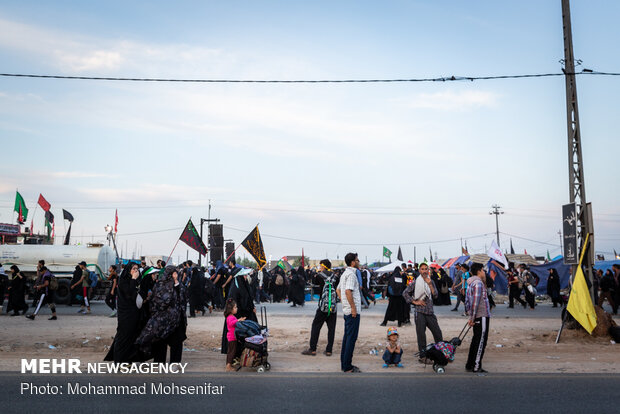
[547, 268, 564, 308]
[136, 266, 188, 363]
[7, 265, 28, 315]
[380, 266, 407, 327]
[288, 267, 306, 307]
[105, 263, 142, 362]
[221, 272, 257, 356]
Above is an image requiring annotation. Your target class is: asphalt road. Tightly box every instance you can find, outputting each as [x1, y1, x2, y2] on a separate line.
[29, 297, 613, 320]
[1, 372, 618, 413]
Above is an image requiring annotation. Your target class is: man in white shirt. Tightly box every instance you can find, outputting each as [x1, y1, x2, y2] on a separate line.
[336, 252, 362, 373]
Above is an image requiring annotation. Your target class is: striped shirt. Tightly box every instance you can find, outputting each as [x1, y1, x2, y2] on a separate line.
[465, 276, 491, 321]
[337, 267, 361, 316]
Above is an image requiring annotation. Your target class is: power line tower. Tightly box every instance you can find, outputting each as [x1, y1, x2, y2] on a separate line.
[489, 204, 504, 247]
[561, 0, 594, 291]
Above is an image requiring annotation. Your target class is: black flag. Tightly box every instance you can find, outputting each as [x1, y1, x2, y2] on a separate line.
[397, 246, 403, 261]
[179, 219, 208, 256]
[241, 226, 266, 268]
[45, 210, 54, 224]
[64, 222, 72, 245]
[510, 238, 515, 255]
[63, 209, 74, 222]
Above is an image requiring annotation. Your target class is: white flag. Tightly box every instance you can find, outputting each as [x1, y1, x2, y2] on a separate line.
[487, 240, 509, 269]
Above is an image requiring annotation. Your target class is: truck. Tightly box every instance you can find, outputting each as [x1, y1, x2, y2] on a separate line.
[0, 244, 117, 304]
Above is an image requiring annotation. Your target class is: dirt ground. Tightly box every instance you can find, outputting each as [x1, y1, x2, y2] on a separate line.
[1, 303, 618, 374]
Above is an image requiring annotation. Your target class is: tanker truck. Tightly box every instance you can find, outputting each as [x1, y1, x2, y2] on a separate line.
[0, 244, 117, 304]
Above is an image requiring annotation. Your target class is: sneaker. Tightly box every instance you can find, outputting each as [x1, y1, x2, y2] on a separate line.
[301, 349, 316, 356]
[344, 366, 361, 373]
[109, 310, 117, 317]
[451, 308, 458, 312]
[379, 322, 387, 326]
[48, 316, 57, 320]
[86, 310, 91, 314]
[26, 314, 35, 320]
[473, 368, 488, 374]
[382, 363, 389, 368]
[77, 309, 85, 314]
[396, 363, 404, 368]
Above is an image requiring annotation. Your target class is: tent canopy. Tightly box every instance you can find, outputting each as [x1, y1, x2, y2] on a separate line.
[375, 261, 412, 274]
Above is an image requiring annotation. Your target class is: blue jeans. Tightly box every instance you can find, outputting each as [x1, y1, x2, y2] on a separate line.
[340, 314, 360, 371]
[382, 348, 403, 365]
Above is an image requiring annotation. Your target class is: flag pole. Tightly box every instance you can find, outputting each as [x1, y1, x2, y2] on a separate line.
[164, 238, 181, 266]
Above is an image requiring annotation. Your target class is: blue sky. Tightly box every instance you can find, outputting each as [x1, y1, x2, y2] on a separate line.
[1, 1, 619, 264]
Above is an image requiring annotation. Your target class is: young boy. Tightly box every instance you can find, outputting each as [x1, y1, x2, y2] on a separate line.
[382, 327, 404, 368]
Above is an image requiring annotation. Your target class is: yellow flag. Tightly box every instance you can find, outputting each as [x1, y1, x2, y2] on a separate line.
[566, 234, 597, 334]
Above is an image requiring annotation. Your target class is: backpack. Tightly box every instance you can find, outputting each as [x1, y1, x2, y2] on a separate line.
[235, 320, 261, 339]
[89, 271, 98, 288]
[319, 279, 337, 315]
[49, 274, 58, 291]
[275, 274, 284, 286]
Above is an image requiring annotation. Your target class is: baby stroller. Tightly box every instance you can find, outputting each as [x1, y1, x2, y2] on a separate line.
[417, 323, 471, 374]
[234, 306, 270, 372]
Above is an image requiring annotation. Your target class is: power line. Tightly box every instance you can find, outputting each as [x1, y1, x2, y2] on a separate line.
[0, 70, 618, 84]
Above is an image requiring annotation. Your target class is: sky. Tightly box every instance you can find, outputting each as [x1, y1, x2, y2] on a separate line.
[1, 0, 619, 265]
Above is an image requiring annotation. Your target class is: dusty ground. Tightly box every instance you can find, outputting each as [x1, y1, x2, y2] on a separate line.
[1, 300, 618, 374]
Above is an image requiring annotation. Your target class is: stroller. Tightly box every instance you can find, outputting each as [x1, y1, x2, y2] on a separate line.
[417, 323, 471, 374]
[234, 306, 270, 372]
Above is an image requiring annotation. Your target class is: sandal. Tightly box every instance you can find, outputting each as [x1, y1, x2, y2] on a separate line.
[323, 351, 332, 356]
[301, 349, 316, 356]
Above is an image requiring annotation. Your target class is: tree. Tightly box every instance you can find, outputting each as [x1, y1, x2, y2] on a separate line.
[238, 256, 257, 269]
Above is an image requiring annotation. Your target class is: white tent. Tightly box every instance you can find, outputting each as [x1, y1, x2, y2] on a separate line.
[375, 261, 412, 274]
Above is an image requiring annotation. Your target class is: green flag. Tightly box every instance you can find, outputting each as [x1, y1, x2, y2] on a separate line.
[14, 191, 28, 224]
[382, 246, 392, 258]
[546, 250, 551, 261]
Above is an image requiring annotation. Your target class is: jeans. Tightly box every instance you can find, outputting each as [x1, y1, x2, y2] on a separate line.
[340, 314, 360, 372]
[382, 348, 403, 365]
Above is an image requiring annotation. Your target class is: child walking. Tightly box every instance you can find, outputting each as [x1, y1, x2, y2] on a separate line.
[382, 327, 404, 368]
[224, 299, 246, 372]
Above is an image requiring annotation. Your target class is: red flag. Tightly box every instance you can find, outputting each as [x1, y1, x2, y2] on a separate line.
[38, 194, 51, 212]
[52, 222, 55, 239]
[524, 249, 528, 255]
[114, 209, 118, 233]
[301, 248, 305, 268]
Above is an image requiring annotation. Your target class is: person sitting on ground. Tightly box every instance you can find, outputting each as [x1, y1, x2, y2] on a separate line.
[382, 327, 404, 368]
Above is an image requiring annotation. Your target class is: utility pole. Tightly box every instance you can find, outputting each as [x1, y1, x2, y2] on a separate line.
[558, 230, 563, 253]
[199, 199, 220, 267]
[489, 204, 504, 247]
[562, 0, 594, 294]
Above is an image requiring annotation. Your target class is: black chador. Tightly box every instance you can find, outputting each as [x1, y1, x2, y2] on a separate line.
[105, 264, 142, 362]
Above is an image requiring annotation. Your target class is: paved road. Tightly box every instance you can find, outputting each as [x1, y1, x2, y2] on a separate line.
[30, 297, 613, 320]
[2, 372, 618, 413]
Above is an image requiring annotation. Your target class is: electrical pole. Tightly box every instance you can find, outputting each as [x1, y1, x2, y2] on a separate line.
[558, 230, 563, 253]
[489, 204, 504, 247]
[562, 0, 594, 294]
[198, 199, 220, 267]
